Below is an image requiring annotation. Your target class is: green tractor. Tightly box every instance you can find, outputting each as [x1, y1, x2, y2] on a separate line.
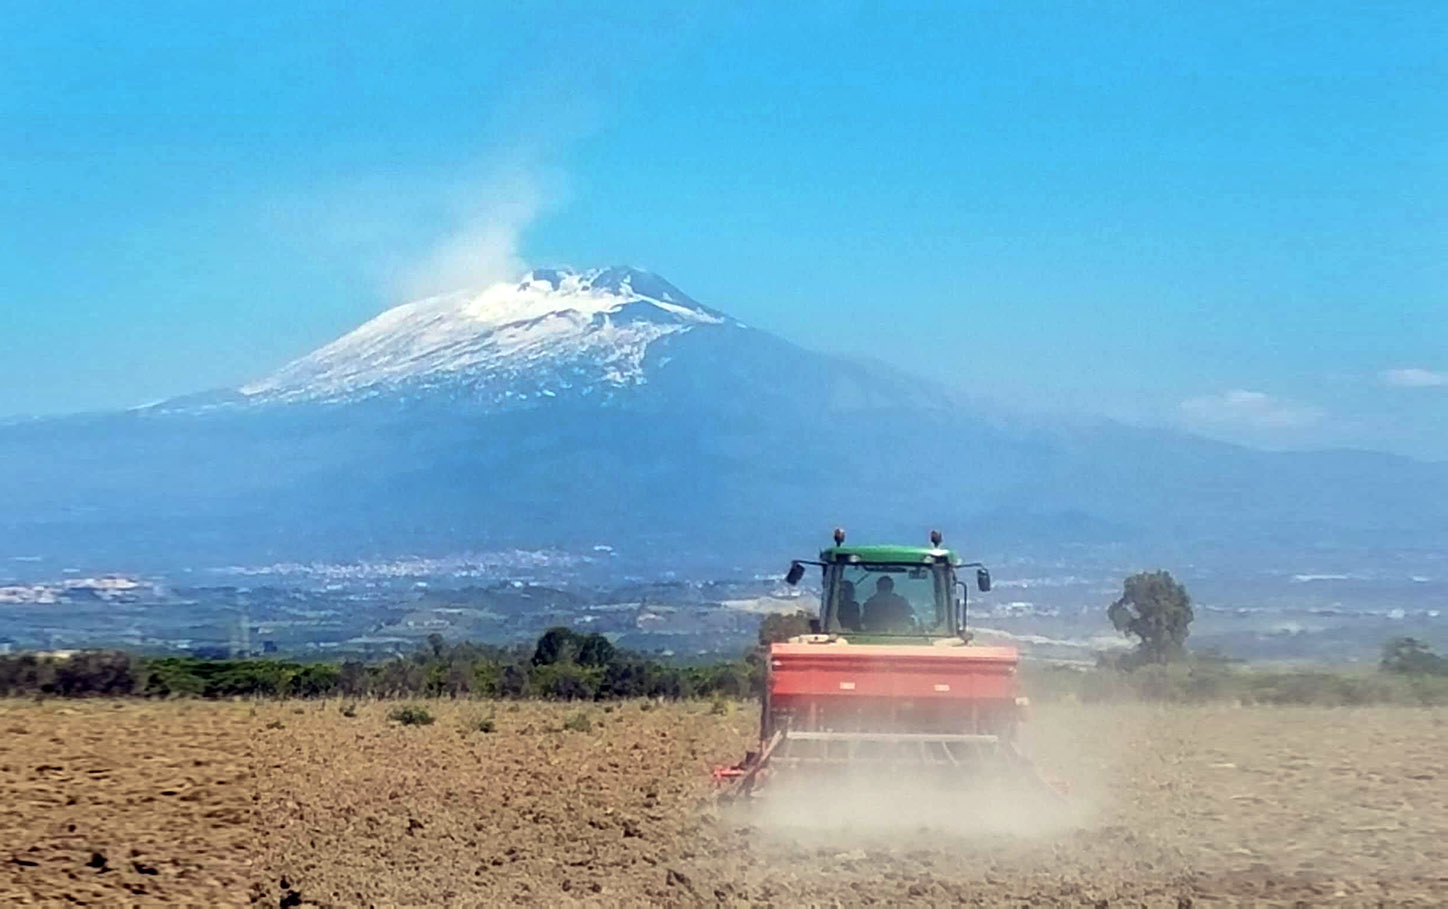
[716, 528, 1058, 800]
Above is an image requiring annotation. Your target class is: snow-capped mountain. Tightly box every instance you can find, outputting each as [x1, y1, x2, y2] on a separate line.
[240, 267, 742, 408]
[4, 266, 1448, 572]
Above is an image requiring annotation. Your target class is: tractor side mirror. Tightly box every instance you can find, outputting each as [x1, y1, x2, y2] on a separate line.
[976, 568, 992, 592]
[785, 562, 805, 586]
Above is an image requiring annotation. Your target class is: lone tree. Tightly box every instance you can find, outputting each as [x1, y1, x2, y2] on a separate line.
[1108, 570, 1193, 666]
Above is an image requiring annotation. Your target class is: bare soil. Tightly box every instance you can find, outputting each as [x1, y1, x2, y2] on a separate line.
[0, 700, 257, 906]
[4, 699, 1448, 907]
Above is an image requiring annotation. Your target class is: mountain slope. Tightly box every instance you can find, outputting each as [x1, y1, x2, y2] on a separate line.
[3, 266, 1446, 571]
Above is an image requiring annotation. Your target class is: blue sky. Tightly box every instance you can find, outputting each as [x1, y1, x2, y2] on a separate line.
[3, 1, 1445, 458]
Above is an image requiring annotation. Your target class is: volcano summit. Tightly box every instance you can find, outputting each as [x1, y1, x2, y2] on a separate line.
[239, 267, 741, 410]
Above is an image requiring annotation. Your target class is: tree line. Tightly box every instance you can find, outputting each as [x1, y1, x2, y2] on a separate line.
[4, 574, 1443, 703]
[0, 626, 786, 701]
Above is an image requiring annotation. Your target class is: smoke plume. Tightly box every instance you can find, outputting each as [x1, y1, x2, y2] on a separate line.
[397, 162, 560, 300]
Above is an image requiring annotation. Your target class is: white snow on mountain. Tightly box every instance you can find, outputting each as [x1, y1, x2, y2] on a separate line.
[240, 267, 737, 407]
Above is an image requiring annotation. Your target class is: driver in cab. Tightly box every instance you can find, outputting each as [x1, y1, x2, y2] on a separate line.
[861, 576, 912, 631]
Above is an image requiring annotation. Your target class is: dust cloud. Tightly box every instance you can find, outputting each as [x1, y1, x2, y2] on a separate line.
[738, 707, 1127, 846]
[747, 767, 1089, 842]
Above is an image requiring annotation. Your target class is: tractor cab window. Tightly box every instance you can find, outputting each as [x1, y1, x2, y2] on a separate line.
[827, 563, 950, 635]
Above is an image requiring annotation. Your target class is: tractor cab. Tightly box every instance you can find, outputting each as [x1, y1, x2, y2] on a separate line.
[785, 529, 991, 641]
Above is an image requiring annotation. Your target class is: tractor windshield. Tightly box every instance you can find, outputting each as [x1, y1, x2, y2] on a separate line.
[826, 562, 952, 635]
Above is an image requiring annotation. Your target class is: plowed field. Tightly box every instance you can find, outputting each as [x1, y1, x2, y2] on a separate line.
[4, 699, 1448, 907]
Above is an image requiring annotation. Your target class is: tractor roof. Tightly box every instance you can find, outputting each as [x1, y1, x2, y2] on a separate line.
[820, 544, 959, 565]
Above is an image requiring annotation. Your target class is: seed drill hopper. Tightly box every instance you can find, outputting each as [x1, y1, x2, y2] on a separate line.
[716, 529, 1060, 800]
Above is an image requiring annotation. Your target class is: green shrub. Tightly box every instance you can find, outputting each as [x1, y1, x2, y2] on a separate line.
[562, 711, 592, 732]
[471, 662, 502, 698]
[1382, 637, 1448, 676]
[705, 662, 752, 699]
[531, 663, 600, 701]
[376, 659, 427, 696]
[468, 714, 496, 733]
[337, 660, 371, 697]
[388, 705, 435, 726]
[0, 654, 58, 696]
[138, 658, 206, 698]
[207, 661, 289, 697]
[498, 664, 532, 698]
[287, 663, 341, 698]
[54, 651, 142, 696]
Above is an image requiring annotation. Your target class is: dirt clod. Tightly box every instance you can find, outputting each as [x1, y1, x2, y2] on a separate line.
[665, 867, 695, 891]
